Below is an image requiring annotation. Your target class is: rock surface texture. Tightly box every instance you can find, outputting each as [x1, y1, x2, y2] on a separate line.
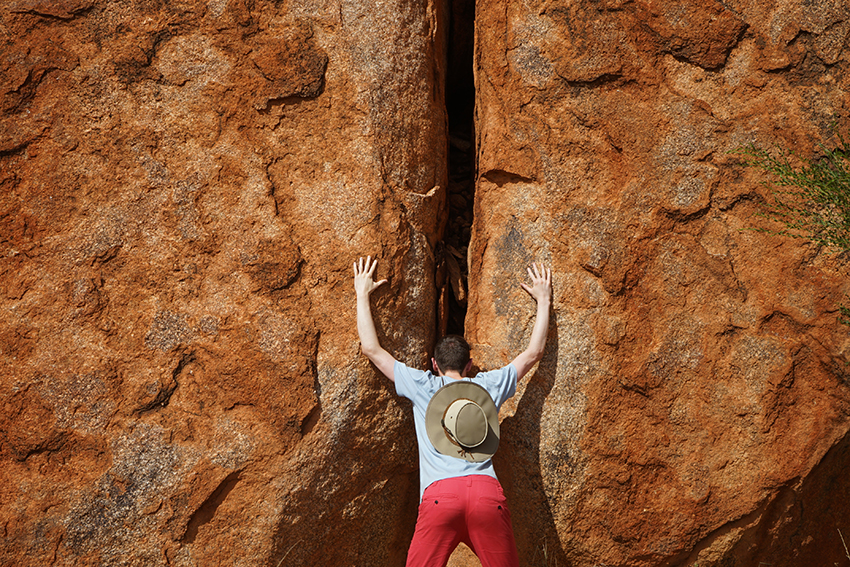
[470, 0, 850, 566]
[1, 1, 849, 567]
[1, 1, 445, 565]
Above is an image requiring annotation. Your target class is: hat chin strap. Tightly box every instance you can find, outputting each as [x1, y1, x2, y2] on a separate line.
[441, 420, 473, 458]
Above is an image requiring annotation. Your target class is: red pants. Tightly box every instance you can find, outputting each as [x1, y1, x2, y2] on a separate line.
[406, 475, 519, 567]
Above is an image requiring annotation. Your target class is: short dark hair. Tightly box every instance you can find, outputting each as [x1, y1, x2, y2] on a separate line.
[434, 335, 470, 373]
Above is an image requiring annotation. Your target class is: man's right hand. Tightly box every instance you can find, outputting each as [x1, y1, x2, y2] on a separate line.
[512, 263, 553, 380]
[520, 263, 552, 305]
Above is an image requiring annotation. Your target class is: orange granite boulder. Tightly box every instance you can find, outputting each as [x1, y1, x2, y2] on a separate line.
[471, 0, 850, 565]
[0, 0, 445, 565]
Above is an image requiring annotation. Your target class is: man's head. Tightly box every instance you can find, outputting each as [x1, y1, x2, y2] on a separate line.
[433, 335, 471, 376]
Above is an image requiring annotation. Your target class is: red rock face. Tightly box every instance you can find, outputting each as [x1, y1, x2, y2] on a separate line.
[1, 1, 445, 565]
[471, 0, 850, 566]
[1, 0, 849, 566]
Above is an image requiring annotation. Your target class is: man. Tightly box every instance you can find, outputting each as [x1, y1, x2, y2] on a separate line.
[354, 255, 552, 567]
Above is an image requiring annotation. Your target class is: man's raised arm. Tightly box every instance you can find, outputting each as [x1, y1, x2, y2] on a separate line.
[511, 263, 552, 380]
[354, 256, 397, 382]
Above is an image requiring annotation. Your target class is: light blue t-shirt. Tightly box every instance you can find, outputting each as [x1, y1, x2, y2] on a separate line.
[394, 360, 518, 501]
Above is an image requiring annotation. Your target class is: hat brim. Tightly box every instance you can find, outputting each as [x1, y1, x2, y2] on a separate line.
[425, 381, 500, 462]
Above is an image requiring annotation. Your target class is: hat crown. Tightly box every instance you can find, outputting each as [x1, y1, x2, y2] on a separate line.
[443, 398, 487, 448]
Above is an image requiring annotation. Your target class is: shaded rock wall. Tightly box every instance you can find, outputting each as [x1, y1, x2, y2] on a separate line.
[470, 0, 850, 566]
[2, 0, 850, 566]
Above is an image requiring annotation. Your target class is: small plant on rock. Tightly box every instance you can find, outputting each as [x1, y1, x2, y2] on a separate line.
[734, 127, 850, 323]
[735, 130, 850, 252]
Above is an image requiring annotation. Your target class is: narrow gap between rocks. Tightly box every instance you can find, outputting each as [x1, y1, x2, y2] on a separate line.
[438, 0, 476, 338]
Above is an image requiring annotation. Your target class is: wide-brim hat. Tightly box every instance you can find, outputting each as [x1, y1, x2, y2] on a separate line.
[425, 381, 500, 462]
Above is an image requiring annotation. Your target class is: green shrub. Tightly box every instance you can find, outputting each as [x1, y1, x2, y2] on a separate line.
[734, 131, 850, 252]
[734, 127, 850, 325]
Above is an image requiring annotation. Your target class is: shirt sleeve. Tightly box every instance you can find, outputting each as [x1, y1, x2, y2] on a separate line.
[476, 363, 517, 408]
[394, 360, 420, 401]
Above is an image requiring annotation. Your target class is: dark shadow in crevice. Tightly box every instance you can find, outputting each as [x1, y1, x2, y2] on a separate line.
[437, 0, 476, 338]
